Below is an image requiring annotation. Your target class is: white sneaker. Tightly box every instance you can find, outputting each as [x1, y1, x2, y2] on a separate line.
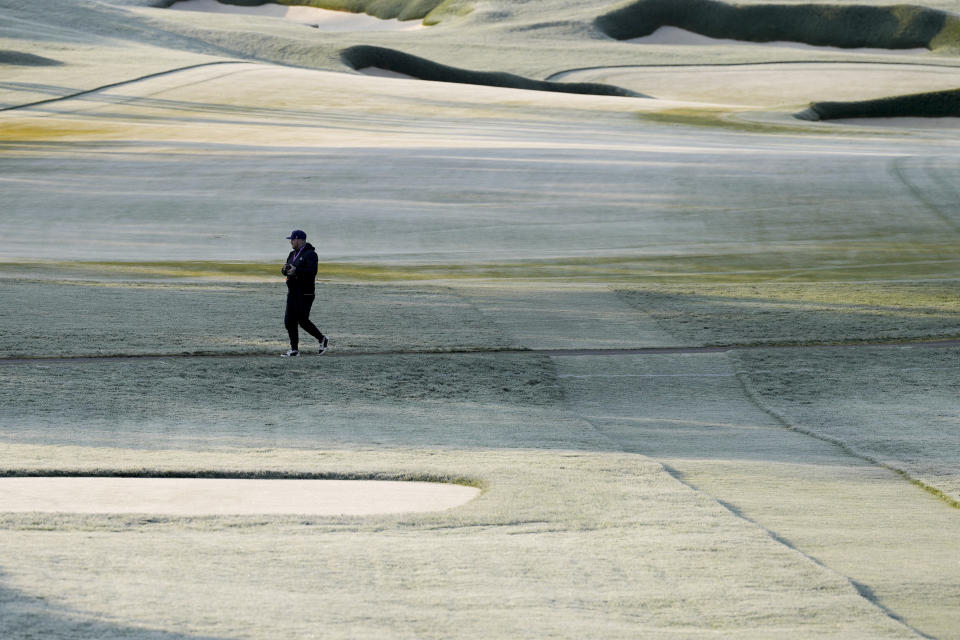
[281, 349, 299, 358]
[318, 335, 329, 355]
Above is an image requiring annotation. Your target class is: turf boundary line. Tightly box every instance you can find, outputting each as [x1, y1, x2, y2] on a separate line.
[0, 61, 251, 113]
[733, 370, 960, 512]
[0, 337, 957, 365]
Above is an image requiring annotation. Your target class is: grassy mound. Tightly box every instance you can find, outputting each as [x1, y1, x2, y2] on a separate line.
[596, 0, 960, 51]
[0, 50, 63, 66]
[340, 45, 643, 96]
[796, 87, 960, 120]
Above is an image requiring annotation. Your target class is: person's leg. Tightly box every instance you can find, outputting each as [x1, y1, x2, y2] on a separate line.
[284, 292, 300, 351]
[296, 294, 325, 342]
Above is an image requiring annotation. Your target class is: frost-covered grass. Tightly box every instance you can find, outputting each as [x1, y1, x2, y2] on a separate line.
[732, 345, 960, 503]
[0, 445, 920, 640]
[2, 0, 960, 636]
[0, 280, 511, 357]
[0, 352, 578, 450]
[616, 281, 960, 346]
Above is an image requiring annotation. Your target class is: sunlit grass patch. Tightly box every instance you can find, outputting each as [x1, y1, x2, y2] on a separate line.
[637, 108, 831, 135]
[7, 240, 960, 284]
[0, 121, 118, 142]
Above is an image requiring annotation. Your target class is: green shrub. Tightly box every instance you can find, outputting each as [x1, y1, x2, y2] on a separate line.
[596, 0, 956, 50]
[799, 87, 960, 120]
[340, 45, 643, 96]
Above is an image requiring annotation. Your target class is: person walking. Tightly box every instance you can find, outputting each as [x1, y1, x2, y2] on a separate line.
[281, 229, 328, 357]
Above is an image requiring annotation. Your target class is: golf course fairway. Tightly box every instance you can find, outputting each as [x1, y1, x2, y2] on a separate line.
[1, 0, 959, 637]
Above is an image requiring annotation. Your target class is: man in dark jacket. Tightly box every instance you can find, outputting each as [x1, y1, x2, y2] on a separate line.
[281, 229, 328, 357]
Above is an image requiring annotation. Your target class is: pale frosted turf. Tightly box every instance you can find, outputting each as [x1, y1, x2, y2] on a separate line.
[2, 1, 960, 638]
[0, 445, 923, 639]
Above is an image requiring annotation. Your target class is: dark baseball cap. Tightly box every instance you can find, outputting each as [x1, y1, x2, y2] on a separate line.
[286, 229, 306, 240]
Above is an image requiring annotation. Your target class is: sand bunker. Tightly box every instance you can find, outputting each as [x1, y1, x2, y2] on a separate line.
[551, 63, 960, 108]
[628, 26, 928, 55]
[0, 477, 479, 516]
[358, 66, 417, 80]
[168, 0, 424, 31]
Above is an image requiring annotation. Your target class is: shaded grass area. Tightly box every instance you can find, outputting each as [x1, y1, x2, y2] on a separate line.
[0, 353, 591, 451]
[0, 50, 63, 66]
[596, 0, 960, 51]
[615, 281, 960, 346]
[798, 87, 960, 120]
[340, 45, 642, 97]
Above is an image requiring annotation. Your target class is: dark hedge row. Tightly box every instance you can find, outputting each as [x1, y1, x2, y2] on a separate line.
[796, 88, 960, 120]
[596, 0, 956, 50]
[340, 45, 643, 97]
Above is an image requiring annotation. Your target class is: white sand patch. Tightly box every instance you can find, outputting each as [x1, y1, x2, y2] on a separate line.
[0, 477, 479, 515]
[168, 0, 424, 31]
[627, 26, 929, 56]
[357, 66, 417, 79]
[552, 63, 960, 108]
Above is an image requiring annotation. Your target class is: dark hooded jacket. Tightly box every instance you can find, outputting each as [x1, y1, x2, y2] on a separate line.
[283, 242, 318, 295]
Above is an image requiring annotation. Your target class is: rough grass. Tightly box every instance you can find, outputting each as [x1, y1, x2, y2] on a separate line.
[615, 281, 960, 346]
[340, 45, 641, 97]
[0, 352, 579, 450]
[596, 0, 960, 50]
[798, 87, 960, 120]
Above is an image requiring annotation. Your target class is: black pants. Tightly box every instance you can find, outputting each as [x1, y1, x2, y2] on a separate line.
[285, 292, 323, 350]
